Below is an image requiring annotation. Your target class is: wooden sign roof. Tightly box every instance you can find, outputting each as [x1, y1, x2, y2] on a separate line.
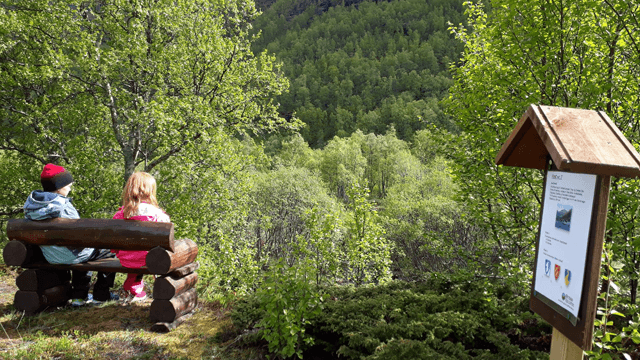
[495, 105, 640, 178]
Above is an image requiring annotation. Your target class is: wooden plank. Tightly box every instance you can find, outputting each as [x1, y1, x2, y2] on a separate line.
[597, 110, 640, 169]
[528, 105, 573, 171]
[146, 239, 198, 275]
[550, 328, 583, 360]
[496, 105, 640, 177]
[25, 258, 153, 274]
[16, 269, 70, 292]
[542, 106, 640, 171]
[496, 115, 548, 170]
[579, 175, 610, 349]
[153, 272, 198, 300]
[7, 218, 175, 251]
[149, 288, 197, 323]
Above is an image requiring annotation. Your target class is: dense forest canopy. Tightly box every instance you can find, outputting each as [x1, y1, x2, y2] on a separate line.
[252, 0, 466, 146]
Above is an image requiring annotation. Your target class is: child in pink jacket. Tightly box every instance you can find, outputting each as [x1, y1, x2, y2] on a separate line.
[113, 172, 170, 302]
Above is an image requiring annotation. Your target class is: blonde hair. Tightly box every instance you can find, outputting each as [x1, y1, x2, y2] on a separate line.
[121, 172, 160, 218]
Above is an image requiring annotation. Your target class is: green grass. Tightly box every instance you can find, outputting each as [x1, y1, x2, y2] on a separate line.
[0, 272, 262, 360]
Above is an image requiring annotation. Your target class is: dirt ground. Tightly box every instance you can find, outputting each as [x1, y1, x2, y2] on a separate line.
[0, 265, 234, 359]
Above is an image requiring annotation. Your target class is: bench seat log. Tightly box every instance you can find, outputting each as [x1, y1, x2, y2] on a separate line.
[23, 260, 199, 276]
[7, 218, 175, 252]
[24, 258, 154, 274]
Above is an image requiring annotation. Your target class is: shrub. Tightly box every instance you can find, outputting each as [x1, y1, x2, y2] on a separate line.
[231, 275, 551, 359]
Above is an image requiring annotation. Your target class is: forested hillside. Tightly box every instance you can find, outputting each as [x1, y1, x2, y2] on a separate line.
[251, 0, 465, 146]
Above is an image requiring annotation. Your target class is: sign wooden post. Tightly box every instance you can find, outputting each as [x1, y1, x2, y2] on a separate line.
[495, 105, 640, 359]
[550, 329, 583, 360]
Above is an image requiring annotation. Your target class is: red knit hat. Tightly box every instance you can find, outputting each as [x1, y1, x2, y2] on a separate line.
[41, 163, 74, 192]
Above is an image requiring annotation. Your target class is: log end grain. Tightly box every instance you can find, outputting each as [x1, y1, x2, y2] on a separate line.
[3, 241, 29, 266]
[149, 299, 177, 323]
[14, 284, 70, 314]
[146, 246, 172, 274]
[14, 291, 42, 314]
[4, 241, 46, 267]
[16, 269, 71, 292]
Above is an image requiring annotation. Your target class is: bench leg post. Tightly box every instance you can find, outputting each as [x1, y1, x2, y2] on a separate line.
[14, 284, 71, 314]
[149, 264, 199, 332]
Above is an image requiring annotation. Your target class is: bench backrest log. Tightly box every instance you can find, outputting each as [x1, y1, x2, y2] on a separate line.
[7, 218, 175, 252]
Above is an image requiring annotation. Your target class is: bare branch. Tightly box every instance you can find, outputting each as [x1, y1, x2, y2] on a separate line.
[103, 79, 125, 148]
[144, 132, 202, 172]
[0, 140, 48, 164]
[603, 0, 640, 56]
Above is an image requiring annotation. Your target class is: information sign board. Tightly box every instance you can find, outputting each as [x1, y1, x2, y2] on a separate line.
[533, 171, 597, 325]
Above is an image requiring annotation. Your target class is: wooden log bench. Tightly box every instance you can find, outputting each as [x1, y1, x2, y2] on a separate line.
[3, 218, 199, 332]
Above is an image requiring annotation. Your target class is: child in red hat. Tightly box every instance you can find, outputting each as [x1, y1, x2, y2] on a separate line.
[24, 163, 118, 306]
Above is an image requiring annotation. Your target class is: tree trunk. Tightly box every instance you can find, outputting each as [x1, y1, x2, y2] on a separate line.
[632, 251, 638, 304]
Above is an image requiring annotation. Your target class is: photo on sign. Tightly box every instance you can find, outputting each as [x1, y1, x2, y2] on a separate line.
[555, 203, 573, 231]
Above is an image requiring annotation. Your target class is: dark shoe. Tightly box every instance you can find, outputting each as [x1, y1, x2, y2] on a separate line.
[92, 292, 120, 305]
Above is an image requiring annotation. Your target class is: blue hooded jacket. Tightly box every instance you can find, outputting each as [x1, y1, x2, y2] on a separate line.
[24, 190, 94, 264]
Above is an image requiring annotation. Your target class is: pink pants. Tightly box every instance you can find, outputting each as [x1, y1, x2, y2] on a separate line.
[123, 273, 146, 297]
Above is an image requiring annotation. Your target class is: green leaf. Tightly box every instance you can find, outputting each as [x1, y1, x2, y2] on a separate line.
[610, 310, 625, 317]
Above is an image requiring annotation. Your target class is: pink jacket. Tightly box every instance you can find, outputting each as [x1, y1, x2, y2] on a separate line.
[112, 203, 171, 268]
